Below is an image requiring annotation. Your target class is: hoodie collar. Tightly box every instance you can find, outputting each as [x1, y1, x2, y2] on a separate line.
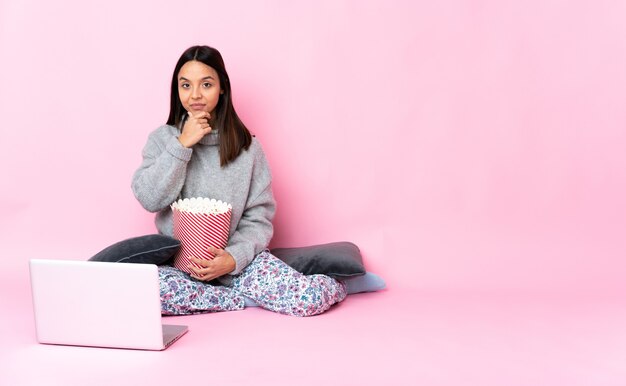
[198, 130, 220, 146]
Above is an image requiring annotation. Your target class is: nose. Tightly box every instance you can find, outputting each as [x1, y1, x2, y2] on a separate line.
[191, 87, 201, 99]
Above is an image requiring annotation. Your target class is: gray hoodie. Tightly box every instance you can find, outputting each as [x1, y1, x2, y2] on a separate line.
[131, 124, 276, 276]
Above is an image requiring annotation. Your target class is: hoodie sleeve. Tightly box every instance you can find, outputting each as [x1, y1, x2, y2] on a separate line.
[131, 127, 193, 212]
[224, 143, 276, 275]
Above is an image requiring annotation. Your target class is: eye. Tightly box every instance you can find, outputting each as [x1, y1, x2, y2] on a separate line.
[202, 82, 212, 88]
[180, 83, 190, 89]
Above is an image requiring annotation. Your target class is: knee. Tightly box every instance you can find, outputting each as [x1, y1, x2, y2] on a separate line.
[289, 284, 332, 317]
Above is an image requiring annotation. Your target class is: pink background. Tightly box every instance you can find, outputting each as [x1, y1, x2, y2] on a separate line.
[2, 0, 625, 292]
[2, 1, 626, 384]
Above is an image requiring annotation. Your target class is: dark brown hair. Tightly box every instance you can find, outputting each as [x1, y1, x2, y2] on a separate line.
[166, 45, 252, 166]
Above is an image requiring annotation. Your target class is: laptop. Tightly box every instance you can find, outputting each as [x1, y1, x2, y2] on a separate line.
[29, 259, 188, 350]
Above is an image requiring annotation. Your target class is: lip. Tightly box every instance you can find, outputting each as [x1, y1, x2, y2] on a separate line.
[190, 104, 206, 110]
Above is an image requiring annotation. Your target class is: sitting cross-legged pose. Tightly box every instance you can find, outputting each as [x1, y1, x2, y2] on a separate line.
[131, 45, 346, 316]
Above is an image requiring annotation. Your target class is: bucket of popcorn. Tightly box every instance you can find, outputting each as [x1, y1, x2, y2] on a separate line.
[171, 197, 232, 274]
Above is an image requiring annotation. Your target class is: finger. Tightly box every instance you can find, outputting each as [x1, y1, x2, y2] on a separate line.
[191, 272, 208, 281]
[207, 246, 223, 256]
[197, 274, 214, 282]
[190, 266, 214, 281]
[190, 257, 211, 268]
[191, 111, 210, 120]
[187, 265, 201, 277]
[187, 261, 206, 274]
[207, 246, 223, 253]
[190, 268, 212, 281]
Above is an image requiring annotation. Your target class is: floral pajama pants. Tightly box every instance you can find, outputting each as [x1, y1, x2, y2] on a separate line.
[159, 250, 347, 317]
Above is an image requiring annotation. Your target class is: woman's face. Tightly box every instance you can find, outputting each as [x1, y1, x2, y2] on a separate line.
[177, 60, 222, 116]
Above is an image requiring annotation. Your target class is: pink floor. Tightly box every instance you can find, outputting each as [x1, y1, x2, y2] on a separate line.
[2, 259, 626, 386]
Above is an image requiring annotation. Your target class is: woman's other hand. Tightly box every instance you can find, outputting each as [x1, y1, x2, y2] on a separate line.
[188, 246, 236, 281]
[178, 111, 211, 148]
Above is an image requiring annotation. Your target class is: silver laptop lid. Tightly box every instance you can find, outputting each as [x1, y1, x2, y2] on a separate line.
[29, 259, 176, 350]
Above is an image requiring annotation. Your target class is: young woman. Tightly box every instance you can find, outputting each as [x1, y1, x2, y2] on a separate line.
[131, 45, 346, 316]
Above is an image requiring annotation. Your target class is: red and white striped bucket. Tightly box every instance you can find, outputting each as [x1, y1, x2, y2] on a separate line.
[171, 198, 232, 274]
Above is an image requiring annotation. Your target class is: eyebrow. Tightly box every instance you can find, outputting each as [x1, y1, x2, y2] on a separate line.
[179, 76, 215, 81]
